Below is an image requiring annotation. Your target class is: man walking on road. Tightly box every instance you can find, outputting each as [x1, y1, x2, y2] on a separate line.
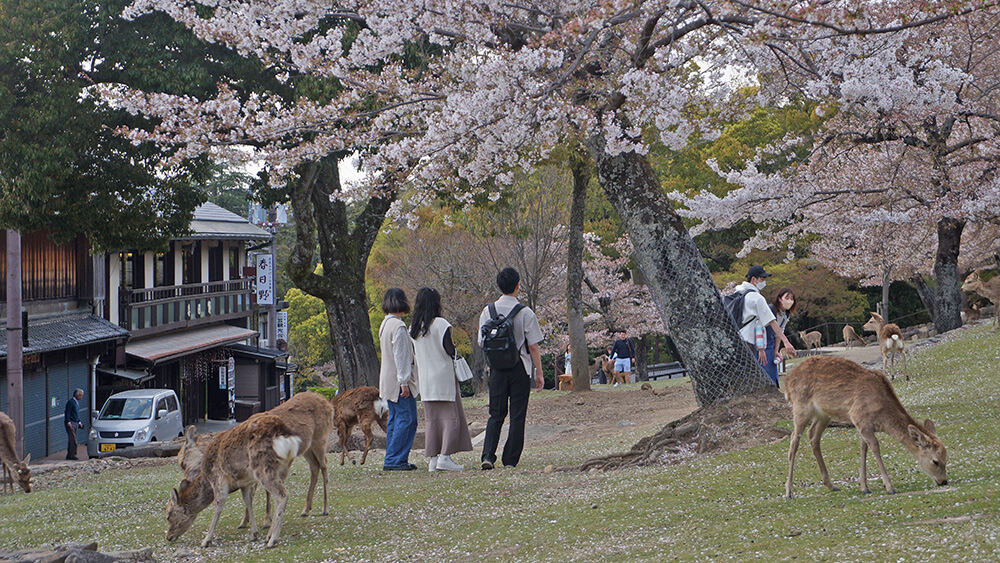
[65, 388, 84, 460]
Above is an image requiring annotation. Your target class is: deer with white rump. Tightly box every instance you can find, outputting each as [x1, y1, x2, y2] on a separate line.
[784, 356, 947, 498]
[863, 312, 908, 380]
[166, 413, 301, 548]
[0, 412, 31, 493]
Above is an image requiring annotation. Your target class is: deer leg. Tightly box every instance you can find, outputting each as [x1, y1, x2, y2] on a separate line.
[2, 464, 10, 493]
[260, 476, 289, 548]
[901, 351, 909, 381]
[785, 411, 812, 499]
[807, 417, 838, 492]
[859, 434, 871, 494]
[239, 486, 259, 541]
[300, 452, 319, 517]
[859, 426, 895, 494]
[202, 485, 230, 548]
[359, 421, 375, 465]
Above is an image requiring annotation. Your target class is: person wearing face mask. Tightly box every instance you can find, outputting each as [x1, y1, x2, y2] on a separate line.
[764, 288, 798, 387]
[736, 266, 797, 370]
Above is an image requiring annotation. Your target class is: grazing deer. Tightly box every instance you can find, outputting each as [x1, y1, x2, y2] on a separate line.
[961, 270, 1000, 330]
[166, 414, 301, 548]
[784, 356, 947, 498]
[863, 312, 908, 380]
[601, 355, 628, 385]
[798, 331, 822, 354]
[842, 325, 867, 348]
[330, 386, 389, 465]
[1, 412, 31, 493]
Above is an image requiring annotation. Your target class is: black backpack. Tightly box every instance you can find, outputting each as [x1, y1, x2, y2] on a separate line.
[481, 303, 525, 370]
[722, 288, 757, 330]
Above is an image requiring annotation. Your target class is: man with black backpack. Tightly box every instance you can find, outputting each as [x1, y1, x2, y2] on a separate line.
[478, 267, 543, 470]
[728, 265, 797, 368]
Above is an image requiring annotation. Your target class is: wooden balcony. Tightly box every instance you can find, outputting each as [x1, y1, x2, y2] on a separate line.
[119, 278, 254, 337]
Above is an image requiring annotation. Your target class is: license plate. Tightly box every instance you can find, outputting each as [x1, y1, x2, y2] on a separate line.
[100, 443, 116, 452]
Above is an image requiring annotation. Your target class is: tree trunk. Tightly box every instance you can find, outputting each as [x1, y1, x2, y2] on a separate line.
[932, 217, 964, 333]
[567, 148, 592, 392]
[586, 136, 770, 406]
[881, 269, 891, 320]
[634, 334, 648, 382]
[909, 274, 937, 324]
[285, 154, 392, 390]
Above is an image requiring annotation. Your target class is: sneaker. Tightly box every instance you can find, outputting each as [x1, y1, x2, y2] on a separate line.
[436, 455, 464, 471]
[383, 464, 417, 471]
[613, 382, 620, 387]
[481, 460, 495, 471]
[428, 458, 438, 472]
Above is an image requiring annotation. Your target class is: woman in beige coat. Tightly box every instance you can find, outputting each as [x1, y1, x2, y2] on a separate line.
[409, 287, 473, 471]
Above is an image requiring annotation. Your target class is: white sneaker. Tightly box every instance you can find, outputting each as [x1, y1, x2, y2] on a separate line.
[436, 455, 464, 471]
[428, 457, 438, 472]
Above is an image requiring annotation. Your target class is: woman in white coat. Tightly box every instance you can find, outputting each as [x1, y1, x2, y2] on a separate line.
[409, 287, 473, 471]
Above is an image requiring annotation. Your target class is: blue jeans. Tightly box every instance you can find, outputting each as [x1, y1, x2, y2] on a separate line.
[384, 392, 417, 468]
[763, 338, 779, 387]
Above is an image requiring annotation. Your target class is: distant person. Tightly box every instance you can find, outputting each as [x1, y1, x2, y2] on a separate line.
[764, 288, 798, 387]
[737, 266, 797, 370]
[478, 267, 543, 470]
[610, 332, 635, 386]
[564, 342, 572, 376]
[378, 288, 419, 471]
[411, 287, 473, 472]
[64, 388, 84, 460]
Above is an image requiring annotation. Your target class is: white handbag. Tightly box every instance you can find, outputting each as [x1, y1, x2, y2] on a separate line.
[454, 356, 474, 382]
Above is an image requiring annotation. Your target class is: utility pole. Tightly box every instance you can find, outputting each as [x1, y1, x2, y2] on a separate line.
[5, 229, 24, 457]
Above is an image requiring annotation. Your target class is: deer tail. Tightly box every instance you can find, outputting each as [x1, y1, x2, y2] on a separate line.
[374, 398, 389, 418]
[272, 436, 302, 463]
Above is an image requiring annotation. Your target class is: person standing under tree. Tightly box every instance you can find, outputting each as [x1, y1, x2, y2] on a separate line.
[64, 388, 84, 461]
[378, 288, 419, 471]
[764, 288, 798, 387]
[737, 266, 797, 370]
[610, 332, 635, 385]
[478, 267, 544, 470]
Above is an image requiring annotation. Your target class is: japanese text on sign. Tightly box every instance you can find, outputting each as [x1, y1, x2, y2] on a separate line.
[256, 253, 274, 305]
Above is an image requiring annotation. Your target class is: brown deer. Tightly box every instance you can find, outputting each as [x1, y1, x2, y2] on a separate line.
[330, 386, 389, 465]
[863, 312, 908, 380]
[798, 331, 822, 354]
[842, 325, 867, 348]
[784, 356, 947, 498]
[962, 270, 1000, 330]
[166, 414, 301, 548]
[961, 303, 980, 324]
[0, 412, 31, 493]
[601, 355, 628, 385]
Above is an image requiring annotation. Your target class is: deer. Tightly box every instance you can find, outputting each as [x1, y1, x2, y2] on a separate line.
[797, 331, 822, 354]
[784, 356, 947, 498]
[863, 312, 908, 381]
[961, 270, 1000, 330]
[842, 325, 867, 349]
[0, 412, 31, 493]
[600, 355, 628, 385]
[330, 386, 389, 466]
[961, 303, 980, 324]
[166, 413, 301, 548]
[176, 391, 334, 530]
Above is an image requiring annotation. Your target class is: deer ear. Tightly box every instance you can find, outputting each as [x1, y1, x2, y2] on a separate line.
[171, 488, 179, 504]
[923, 419, 937, 436]
[22, 453, 30, 465]
[908, 425, 930, 447]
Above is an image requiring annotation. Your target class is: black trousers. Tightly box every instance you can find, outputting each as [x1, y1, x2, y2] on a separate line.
[482, 362, 531, 467]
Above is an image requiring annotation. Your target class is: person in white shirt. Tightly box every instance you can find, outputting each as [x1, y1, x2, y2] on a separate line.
[736, 266, 797, 367]
[378, 288, 419, 471]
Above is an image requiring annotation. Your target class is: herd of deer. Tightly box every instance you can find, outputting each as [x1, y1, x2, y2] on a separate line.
[3, 268, 997, 547]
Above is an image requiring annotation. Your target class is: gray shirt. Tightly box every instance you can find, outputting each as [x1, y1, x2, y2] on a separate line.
[479, 294, 543, 377]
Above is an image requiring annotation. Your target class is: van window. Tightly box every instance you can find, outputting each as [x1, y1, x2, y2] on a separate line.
[100, 398, 153, 420]
[157, 398, 168, 415]
[167, 395, 179, 412]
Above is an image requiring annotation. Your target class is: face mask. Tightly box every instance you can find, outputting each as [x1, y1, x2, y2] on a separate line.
[755, 280, 767, 290]
[781, 297, 794, 309]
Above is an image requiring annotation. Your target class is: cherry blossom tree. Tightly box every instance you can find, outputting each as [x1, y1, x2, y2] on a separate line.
[673, 6, 1000, 333]
[106, 0, 993, 404]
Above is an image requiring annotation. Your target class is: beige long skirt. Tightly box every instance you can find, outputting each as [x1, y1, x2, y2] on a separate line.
[423, 387, 473, 457]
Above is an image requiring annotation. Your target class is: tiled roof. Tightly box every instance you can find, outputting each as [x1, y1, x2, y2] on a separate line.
[177, 202, 272, 241]
[126, 324, 258, 364]
[0, 314, 129, 358]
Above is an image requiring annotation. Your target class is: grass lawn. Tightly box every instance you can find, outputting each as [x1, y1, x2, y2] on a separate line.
[2, 327, 999, 562]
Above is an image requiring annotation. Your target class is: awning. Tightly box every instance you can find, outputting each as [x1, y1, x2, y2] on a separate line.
[0, 313, 128, 359]
[96, 366, 154, 384]
[127, 325, 258, 365]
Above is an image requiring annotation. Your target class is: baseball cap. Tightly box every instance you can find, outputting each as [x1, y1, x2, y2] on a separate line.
[747, 265, 772, 279]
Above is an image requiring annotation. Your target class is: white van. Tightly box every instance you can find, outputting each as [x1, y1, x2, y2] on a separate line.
[88, 389, 184, 455]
